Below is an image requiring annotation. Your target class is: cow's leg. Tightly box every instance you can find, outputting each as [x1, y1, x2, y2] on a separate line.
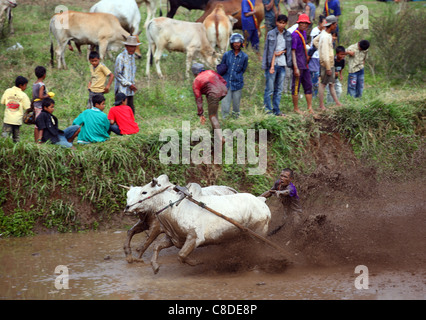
[177, 229, 202, 267]
[146, 43, 152, 77]
[98, 40, 108, 61]
[185, 50, 195, 79]
[8, 8, 14, 34]
[57, 41, 68, 69]
[123, 219, 146, 263]
[135, 219, 162, 260]
[151, 235, 173, 274]
[153, 46, 164, 78]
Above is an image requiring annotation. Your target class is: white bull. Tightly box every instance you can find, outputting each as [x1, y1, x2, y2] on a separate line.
[123, 178, 237, 263]
[90, 0, 141, 35]
[145, 17, 218, 78]
[125, 174, 271, 274]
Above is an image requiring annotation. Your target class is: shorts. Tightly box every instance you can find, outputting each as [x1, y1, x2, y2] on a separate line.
[320, 66, 335, 85]
[292, 68, 313, 95]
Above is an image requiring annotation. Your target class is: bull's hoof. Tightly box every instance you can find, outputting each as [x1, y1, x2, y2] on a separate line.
[151, 261, 160, 274]
[180, 257, 203, 267]
[126, 256, 134, 264]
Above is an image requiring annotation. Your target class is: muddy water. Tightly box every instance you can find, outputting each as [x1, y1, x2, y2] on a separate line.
[0, 230, 424, 300]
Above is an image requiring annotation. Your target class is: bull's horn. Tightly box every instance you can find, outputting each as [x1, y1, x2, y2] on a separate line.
[118, 184, 130, 190]
[231, 10, 240, 16]
[151, 178, 158, 187]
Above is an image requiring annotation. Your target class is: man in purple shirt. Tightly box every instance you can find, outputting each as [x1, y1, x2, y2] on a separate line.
[291, 14, 314, 116]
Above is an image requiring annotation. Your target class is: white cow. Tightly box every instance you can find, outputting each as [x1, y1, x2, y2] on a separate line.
[125, 174, 271, 274]
[0, 0, 17, 34]
[49, 11, 130, 69]
[203, 4, 238, 56]
[90, 0, 141, 36]
[122, 179, 237, 263]
[145, 17, 218, 78]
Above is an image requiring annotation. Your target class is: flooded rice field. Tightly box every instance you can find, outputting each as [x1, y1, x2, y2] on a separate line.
[0, 180, 425, 300]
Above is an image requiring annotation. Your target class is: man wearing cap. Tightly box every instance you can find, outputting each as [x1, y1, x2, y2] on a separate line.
[315, 15, 342, 110]
[191, 63, 227, 143]
[291, 13, 314, 116]
[220, 33, 248, 119]
[114, 35, 141, 115]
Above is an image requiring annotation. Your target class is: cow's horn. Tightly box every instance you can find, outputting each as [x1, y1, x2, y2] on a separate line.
[118, 184, 130, 190]
[151, 178, 158, 187]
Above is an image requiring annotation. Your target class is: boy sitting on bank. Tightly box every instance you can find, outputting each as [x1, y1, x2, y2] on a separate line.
[73, 94, 110, 144]
[35, 98, 80, 148]
[108, 92, 139, 135]
[261, 168, 302, 225]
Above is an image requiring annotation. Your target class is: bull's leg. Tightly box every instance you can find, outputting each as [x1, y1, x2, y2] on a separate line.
[153, 47, 164, 78]
[8, 8, 14, 34]
[57, 41, 68, 70]
[98, 40, 108, 61]
[123, 219, 146, 263]
[185, 51, 195, 79]
[135, 219, 162, 260]
[145, 43, 152, 77]
[177, 229, 202, 267]
[151, 235, 173, 274]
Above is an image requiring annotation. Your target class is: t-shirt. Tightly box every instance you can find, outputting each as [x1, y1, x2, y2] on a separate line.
[346, 43, 368, 74]
[241, 0, 256, 31]
[272, 180, 302, 214]
[324, 0, 341, 17]
[275, 31, 287, 67]
[32, 82, 47, 109]
[107, 105, 139, 135]
[192, 70, 227, 116]
[1, 86, 31, 125]
[291, 29, 308, 69]
[90, 63, 112, 93]
[72, 107, 110, 143]
[334, 57, 345, 77]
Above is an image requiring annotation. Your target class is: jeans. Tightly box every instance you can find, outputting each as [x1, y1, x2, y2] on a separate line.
[326, 78, 342, 104]
[310, 71, 320, 98]
[55, 125, 80, 148]
[264, 65, 286, 115]
[109, 124, 122, 135]
[221, 89, 242, 119]
[348, 68, 364, 98]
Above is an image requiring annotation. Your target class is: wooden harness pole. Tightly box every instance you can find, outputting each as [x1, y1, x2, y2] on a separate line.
[173, 186, 293, 259]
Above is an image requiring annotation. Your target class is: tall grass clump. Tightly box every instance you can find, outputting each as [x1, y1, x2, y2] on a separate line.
[369, 6, 426, 81]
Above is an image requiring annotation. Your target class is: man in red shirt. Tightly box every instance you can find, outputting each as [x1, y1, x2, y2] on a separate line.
[108, 92, 139, 135]
[191, 63, 227, 143]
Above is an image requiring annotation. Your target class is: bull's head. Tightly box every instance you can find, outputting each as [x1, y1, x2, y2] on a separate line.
[123, 175, 172, 215]
[6, 1, 18, 8]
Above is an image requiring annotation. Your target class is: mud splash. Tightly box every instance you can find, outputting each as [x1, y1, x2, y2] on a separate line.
[0, 179, 425, 300]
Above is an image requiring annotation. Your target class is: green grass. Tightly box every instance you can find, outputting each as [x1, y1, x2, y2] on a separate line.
[0, 1, 424, 236]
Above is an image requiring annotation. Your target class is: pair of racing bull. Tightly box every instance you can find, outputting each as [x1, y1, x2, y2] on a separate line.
[122, 174, 291, 274]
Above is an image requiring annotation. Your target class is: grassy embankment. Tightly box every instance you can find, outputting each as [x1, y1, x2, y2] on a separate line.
[0, 1, 424, 236]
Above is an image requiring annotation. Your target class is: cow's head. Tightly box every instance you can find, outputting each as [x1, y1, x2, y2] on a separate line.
[4, 0, 17, 8]
[124, 175, 173, 215]
[202, 49, 218, 69]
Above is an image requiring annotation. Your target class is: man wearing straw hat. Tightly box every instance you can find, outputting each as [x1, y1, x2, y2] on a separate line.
[114, 35, 141, 115]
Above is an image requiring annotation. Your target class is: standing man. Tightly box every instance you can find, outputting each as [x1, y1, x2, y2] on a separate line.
[315, 15, 342, 110]
[114, 35, 141, 114]
[263, 0, 280, 37]
[242, 0, 260, 56]
[262, 14, 292, 117]
[220, 33, 249, 119]
[291, 14, 314, 115]
[192, 63, 228, 143]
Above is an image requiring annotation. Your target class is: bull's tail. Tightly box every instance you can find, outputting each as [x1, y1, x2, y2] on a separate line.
[215, 16, 220, 50]
[49, 17, 55, 68]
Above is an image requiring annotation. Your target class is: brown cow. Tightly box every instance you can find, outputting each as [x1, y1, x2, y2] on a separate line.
[197, 0, 264, 31]
[203, 4, 238, 55]
[50, 11, 131, 69]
